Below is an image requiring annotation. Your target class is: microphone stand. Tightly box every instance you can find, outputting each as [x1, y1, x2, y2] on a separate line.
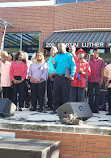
[86, 53, 91, 102]
[38, 58, 49, 70]
[86, 53, 93, 102]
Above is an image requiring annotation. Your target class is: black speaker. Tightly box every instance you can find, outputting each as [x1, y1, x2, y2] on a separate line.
[57, 102, 93, 121]
[0, 98, 16, 117]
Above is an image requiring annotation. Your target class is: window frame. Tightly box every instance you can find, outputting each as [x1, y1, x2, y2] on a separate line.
[4, 32, 40, 56]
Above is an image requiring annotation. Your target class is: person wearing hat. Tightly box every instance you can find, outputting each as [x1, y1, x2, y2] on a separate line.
[88, 48, 105, 113]
[70, 49, 91, 102]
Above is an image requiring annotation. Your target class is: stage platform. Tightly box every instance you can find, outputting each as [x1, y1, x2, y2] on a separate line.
[1, 109, 111, 158]
[0, 108, 111, 136]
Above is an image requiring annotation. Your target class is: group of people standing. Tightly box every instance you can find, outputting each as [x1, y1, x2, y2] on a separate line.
[1, 51, 48, 111]
[47, 43, 105, 115]
[0, 43, 111, 115]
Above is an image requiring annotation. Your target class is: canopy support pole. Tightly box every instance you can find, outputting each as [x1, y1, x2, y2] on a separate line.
[0, 18, 13, 55]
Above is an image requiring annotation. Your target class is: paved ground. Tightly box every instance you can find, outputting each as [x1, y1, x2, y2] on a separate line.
[0, 108, 111, 128]
[0, 108, 111, 136]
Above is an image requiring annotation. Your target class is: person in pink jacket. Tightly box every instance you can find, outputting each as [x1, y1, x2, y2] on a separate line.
[1, 51, 12, 100]
[10, 51, 27, 111]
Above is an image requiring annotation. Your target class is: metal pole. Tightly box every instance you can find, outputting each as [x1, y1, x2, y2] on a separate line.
[0, 18, 13, 27]
[0, 18, 13, 55]
[85, 53, 90, 102]
[0, 19, 13, 98]
[0, 22, 7, 55]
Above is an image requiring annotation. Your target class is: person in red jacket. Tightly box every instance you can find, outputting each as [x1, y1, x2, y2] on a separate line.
[10, 51, 27, 111]
[70, 49, 91, 102]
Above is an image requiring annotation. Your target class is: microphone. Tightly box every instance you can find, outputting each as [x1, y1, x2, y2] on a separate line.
[45, 57, 49, 62]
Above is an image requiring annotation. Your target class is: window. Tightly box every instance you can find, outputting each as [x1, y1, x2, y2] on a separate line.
[56, 0, 109, 4]
[56, 0, 76, 5]
[90, 49, 105, 54]
[4, 32, 40, 57]
[99, 49, 105, 54]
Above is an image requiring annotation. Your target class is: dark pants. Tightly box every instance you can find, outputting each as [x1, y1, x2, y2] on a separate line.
[99, 89, 107, 110]
[108, 88, 111, 113]
[2, 87, 13, 101]
[30, 81, 46, 110]
[53, 75, 71, 111]
[12, 80, 25, 108]
[70, 86, 85, 102]
[88, 82, 100, 112]
[47, 78, 54, 109]
[0, 85, 2, 98]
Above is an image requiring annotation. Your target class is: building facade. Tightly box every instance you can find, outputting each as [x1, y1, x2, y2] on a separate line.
[0, 0, 111, 59]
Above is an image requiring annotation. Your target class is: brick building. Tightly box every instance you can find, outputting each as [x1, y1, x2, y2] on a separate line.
[1, 1, 111, 158]
[0, 0, 111, 59]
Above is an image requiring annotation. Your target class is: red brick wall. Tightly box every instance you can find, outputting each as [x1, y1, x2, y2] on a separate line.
[54, 1, 111, 31]
[0, 128, 111, 158]
[0, 29, 2, 47]
[0, 1, 111, 51]
[0, 5, 54, 51]
[0, 0, 50, 2]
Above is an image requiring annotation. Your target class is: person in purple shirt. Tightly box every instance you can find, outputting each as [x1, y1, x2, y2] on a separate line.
[28, 52, 48, 112]
[88, 48, 105, 113]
